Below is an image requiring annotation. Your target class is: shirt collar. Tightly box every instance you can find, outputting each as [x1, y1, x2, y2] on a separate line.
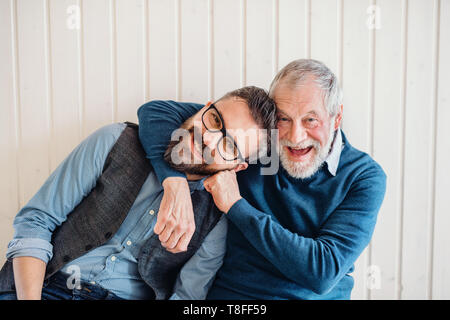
[324, 128, 344, 176]
[187, 177, 206, 192]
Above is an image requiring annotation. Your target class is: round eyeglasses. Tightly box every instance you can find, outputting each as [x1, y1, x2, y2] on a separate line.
[201, 104, 245, 162]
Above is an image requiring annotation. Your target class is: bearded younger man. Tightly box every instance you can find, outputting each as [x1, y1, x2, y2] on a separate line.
[137, 59, 387, 299]
[0, 86, 276, 300]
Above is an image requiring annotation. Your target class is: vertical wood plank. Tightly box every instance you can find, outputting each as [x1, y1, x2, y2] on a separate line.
[147, 0, 177, 101]
[432, 0, 450, 300]
[278, 0, 308, 71]
[48, 0, 82, 170]
[370, 0, 404, 300]
[341, 0, 372, 300]
[81, 0, 113, 137]
[246, 0, 274, 90]
[310, 0, 339, 76]
[115, 0, 145, 123]
[15, 0, 51, 205]
[213, 0, 241, 98]
[0, 0, 19, 266]
[401, 0, 436, 300]
[180, 0, 209, 102]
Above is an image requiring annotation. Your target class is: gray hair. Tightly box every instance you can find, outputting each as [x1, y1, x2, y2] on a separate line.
[269, 59, 343, 116]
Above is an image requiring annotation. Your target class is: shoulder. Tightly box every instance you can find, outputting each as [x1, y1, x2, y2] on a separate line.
[71, 123, 127, 169]
[82, 123, 127, 149]
[338, 133, 386, 201]
[339, 132, 386, 180]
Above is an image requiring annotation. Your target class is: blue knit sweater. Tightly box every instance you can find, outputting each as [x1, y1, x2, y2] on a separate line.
[137, 100, 386, 299]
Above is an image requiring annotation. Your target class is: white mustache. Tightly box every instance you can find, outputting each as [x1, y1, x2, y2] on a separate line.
[280, 139, 321, 150]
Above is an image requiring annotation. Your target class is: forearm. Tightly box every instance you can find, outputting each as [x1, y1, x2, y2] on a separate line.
[137, 100, 203, 184]
[12, 256, 47, 300]
[227, 199, 373, 294]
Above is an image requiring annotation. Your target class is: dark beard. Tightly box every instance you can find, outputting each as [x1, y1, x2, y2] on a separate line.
[164, 125, 233, 176]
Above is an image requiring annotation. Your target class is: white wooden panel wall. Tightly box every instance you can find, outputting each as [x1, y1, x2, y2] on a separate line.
[0, 0, 449, 300]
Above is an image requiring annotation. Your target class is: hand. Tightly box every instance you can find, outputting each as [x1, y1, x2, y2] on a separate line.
[203, 170, 242, 213]
[155, 177, 195, 253]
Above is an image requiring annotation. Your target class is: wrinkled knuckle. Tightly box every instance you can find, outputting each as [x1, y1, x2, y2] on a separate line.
[166, 219, 176, 229]
[174, 224, 185, 233]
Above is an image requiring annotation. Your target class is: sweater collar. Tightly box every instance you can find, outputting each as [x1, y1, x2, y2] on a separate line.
[324, 128, 344, 176]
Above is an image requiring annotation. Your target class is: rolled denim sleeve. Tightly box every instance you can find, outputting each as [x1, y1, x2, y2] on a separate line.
[6, 123, 126, 264]
[169, 215, 227, 300]
[6, 238, 53, 263]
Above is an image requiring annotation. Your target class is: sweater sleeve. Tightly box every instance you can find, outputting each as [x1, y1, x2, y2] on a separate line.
[226, 165, 387, 295]
[137, 100, 203, 184]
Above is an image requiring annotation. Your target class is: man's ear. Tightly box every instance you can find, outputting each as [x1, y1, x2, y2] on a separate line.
[334, 104, 343, 130]
[233, 162, 248, 173]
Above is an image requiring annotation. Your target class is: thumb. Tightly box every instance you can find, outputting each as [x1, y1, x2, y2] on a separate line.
[203, 176, 214, 193]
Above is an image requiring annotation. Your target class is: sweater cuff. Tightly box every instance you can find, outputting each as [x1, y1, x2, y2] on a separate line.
[227, 198, 258, 224]
[150, 158, 186, 185]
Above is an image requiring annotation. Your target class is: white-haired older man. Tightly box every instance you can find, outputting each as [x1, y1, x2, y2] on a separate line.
[137, 59, 386, 299]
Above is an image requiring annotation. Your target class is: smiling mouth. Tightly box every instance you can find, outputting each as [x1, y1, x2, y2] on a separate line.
[286, 146, 313, 159]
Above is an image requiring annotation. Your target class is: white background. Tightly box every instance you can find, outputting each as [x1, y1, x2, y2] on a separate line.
[0, 0, 449, 300]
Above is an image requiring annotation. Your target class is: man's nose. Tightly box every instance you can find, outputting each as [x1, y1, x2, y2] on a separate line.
[289, 122, 308, 144]
[203, 130, 222, 150]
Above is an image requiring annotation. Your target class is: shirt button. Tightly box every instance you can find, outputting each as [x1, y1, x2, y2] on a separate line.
[149, 209, 155, 215]
[126, 240, 132, 246]
[111, 256, 116, 262]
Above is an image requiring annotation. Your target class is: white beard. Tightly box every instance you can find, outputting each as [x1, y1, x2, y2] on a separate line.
[279, 125, 336, 179]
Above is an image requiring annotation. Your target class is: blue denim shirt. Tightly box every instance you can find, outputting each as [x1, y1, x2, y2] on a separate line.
[6, 123, 227, 300]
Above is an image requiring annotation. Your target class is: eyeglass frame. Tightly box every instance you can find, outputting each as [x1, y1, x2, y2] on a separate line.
[201, 103, 246, 162]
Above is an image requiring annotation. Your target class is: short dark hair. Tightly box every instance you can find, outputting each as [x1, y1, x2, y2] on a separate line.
[215, 86, 277, 154]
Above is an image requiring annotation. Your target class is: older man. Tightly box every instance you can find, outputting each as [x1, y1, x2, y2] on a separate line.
[137, 59, 386, 299]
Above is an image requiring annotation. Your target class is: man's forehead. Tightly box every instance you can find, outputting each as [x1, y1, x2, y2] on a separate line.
[274, 84, 326, 116]
[215, 96, 247, 111]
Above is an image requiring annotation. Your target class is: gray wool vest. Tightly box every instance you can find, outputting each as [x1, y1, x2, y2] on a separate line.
[0, 122, 222, 299]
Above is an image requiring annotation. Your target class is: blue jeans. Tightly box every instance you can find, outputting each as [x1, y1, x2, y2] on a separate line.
[0, 272, 124, 300]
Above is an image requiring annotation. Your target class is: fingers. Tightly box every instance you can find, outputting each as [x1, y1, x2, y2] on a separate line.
[160, 222, 195, 253]
[158, 216, 177, 243]
[163, 232, 190, 254]
[203, 179, 212, 193]
[157, 204, 195, 253]
[203, 170, 235, 193]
